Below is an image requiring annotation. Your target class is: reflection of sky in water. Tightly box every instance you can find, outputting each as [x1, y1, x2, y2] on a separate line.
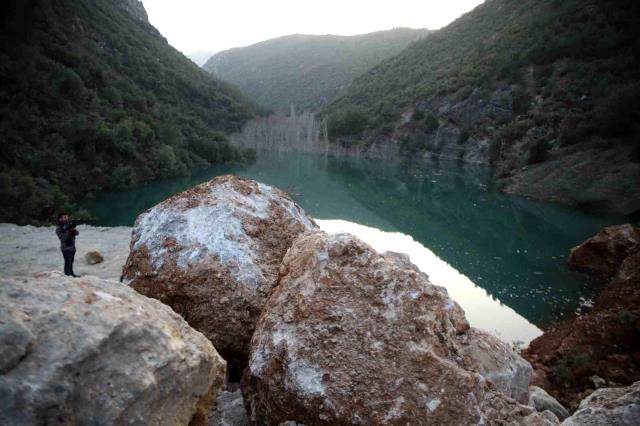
[83, 151, 629, 329]
[317, 219, 542, 346]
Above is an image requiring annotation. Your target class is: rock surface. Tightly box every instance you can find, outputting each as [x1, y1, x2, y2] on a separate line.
[458, 327, 533, 404]
[561, 381, 640, 426]
[0, 271, 226, 425]
[86, 250, 105, 265]
[243, 231, 550, 425]
[209, 390, 249, 426]
[122, 175, 317, 366]
[568, 224, 640, 276]
[529, 386, 570, 421]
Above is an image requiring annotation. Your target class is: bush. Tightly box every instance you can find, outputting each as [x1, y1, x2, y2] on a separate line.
[424, 114, 439, 133]
[457, 128, 470, 145]
[512, 87, 532, 115]
[54, 67, 85, 101]
[559, 115, 592, 146]
[328, 108, 369, 138]
[110, 165, 136, 189]
[528, 139, 551, 164]
[596, 85, 640, 138]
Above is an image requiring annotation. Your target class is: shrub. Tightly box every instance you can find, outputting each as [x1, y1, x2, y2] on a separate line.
[110, 165, 136, 189]
[412, 109, 425, 121]
[512, 87, 532, 115]
[328, 108, 369, 138]
[596, 85, 640, 138]
[528, 139, 551, 164]
[559, 115, 592, 146]
[424, 114, 439, 133]
[457, 128, 470, 145]
[54, 67, 85, 101]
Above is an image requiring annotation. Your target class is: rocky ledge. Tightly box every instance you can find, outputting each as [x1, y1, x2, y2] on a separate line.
[524, 224, 640, 412]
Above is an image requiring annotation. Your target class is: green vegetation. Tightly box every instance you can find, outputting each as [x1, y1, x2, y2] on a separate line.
[0, 0, 256, 224]
[423, 114, 439, 134]
[323, 0, 640, 154]
[328, 108, 369, 138]
[204, 29, 430, 112]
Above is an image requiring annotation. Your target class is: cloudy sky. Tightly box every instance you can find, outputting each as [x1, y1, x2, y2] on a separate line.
[141, 0, 484, 55]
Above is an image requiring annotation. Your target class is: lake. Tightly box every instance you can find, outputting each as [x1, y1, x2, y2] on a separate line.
[83, 151, 623, 343]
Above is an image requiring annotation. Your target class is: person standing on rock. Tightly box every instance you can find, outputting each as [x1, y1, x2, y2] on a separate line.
[56, 212, 79, 277]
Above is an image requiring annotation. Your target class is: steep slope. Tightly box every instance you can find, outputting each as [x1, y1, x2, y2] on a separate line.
[323, 0, 640, 216]
[204, 28, 430, 112]
[0, 0, 255, 224]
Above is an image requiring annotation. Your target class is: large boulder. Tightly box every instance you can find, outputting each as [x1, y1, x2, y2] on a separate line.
[0, 271, 226, 425]
[568, 224, 640, 276]
[561, 381, 640, 425]
[242, 231, 550, 425]
[122, 175, 317, 367]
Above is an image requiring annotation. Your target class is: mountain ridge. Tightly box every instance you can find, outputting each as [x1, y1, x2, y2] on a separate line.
[204, 28, 431, 112]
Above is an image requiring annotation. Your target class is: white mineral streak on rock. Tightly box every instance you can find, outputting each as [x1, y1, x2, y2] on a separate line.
[427, 398, 441, 412]
[132, 181, 282, 287]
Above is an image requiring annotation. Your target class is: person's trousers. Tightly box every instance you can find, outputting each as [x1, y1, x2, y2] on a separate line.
[62, 249, 76, 276]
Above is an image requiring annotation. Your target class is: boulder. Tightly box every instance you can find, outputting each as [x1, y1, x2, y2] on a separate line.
[458, 328, 533, 403]
[561, 381, 640, 425]
[242, 231, 551, 425]
[529, 386, 570, 421]
[209, 390, 249, 426]
[122, 175, 317, 367]
[0, 271, 226, 426]
[85, 250, 105, 265]
[568, 224, 640, 276]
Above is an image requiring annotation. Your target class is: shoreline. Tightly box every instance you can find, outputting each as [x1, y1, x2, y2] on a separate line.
[1, 221, 541, 347]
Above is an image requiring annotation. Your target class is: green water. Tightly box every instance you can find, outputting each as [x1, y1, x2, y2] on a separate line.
[83, 151, 625, 328]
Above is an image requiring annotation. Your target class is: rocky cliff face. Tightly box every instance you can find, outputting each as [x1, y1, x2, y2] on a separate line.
[0, 272, 226, 425]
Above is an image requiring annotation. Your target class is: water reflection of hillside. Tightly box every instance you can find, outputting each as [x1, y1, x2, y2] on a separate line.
[324, 155, 613, 327]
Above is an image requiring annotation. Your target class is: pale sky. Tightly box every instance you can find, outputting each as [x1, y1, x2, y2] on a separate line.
[141, 0, 485, 55]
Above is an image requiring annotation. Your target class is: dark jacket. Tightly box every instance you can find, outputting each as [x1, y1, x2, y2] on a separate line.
[56, 222, 78, 252]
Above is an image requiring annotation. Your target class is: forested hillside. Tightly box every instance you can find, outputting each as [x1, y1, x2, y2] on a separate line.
[204, 28, 430, 112]
[0, 0, 255, 224]
[324, 0, 640, 216]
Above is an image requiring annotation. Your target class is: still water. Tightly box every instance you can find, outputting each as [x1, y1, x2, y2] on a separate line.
[83, 152, 624, 341]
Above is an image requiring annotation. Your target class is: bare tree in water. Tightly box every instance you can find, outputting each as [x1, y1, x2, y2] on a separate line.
[230, 110, 329, 154]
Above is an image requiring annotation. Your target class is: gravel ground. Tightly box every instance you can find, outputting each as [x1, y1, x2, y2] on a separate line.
[0, 223, 132, 280]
